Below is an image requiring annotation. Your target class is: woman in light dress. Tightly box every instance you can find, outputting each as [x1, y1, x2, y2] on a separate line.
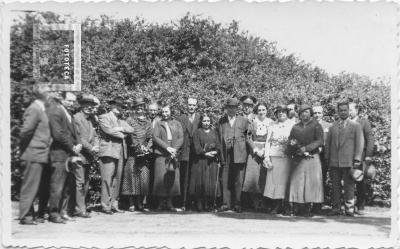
[263, 105, 294, 215]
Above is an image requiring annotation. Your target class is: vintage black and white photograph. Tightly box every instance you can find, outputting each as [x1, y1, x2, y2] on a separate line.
[0, 1, 397, 248]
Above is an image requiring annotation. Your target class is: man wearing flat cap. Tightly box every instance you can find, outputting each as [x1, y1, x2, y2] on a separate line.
[71, 94, 100, 218]
[217, 97, 249, 212]
[98, 96, 134, 214]
[240, 95, 257, 123]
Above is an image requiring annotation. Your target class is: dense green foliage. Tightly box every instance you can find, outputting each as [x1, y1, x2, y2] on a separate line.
[10, 12, 391, 206]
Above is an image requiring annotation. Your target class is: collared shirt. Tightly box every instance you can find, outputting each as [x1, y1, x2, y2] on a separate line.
[60, 105, 72, 123]
[339, 118, 350, 128]
[188, 113, 196, 123]
[351, 116, 359, 122]
[164, 121, 172, 140]
[34, 99, 46, 112]
[228, 115, 236, 127]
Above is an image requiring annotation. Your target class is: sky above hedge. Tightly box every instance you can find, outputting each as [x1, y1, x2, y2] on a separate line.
[8, 1, 397, 82]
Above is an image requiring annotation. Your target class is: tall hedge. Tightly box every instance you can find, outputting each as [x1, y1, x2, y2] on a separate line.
[10, 12, 391, 206]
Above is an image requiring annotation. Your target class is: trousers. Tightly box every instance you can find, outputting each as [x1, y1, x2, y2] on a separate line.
[330, 167, 355, 212]
[100, 156, 124, 211]
[48, 161, 70, 218]
[221, 148, 245, 208]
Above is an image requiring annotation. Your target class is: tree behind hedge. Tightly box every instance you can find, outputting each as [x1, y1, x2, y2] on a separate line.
[10, 12, 390, 205]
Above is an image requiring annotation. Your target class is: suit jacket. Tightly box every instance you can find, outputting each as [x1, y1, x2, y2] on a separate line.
[354, 117, 374, 159]
[153, 119, 184, 156]
[217, 115, 248, 165]
[47, 103, 81, 162]
[98, 112, 134, 160]
[19, 100, 52, 163]
[176, 112, 201, 161]
[325, 118, 364, 168]
[74, 111, 98, 164]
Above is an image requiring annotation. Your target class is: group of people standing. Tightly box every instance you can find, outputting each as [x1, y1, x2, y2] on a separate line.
[17, 83, 374, 225]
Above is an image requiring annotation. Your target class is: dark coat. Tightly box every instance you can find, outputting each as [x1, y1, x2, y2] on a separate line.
[355, 117, 374, 158]
[47, 103, 81, 162]
[325, 119, 364, 168]
[152, 119, 184, 156]
[217, 115, 249, 165]
[176, 113, 201, 161]
[19, 100, 52, 163]
[74, 111, 98, 164]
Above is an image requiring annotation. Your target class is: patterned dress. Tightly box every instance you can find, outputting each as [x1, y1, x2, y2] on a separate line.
[263, 119, 294, 199]
[121, 117, 152, 196]
[242, 117, 272, 193]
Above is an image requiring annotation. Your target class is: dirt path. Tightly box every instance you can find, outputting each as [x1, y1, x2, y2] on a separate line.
[9, 203, 392, 248]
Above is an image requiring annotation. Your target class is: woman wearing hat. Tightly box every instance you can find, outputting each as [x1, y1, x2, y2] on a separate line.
[121, 97, 152, 212]
[190, 113, 221, 211]
[263, 104, 294, 215]
[240, 95, 257, 123]
[287, 104, 324, 216]
[152, 102, 184, 211]
[242, 103, 272, 211]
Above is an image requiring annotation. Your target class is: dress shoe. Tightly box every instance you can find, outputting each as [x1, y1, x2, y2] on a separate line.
[128, 206, 136, 212]
[19, 219, 37, 225]
[218, 205, 231, 212]
[354, 209, 365, 215]
[102, 210, 113, 215]
[35, 217, 46, 223]
[111, 208, 125, 213]
[345, 211, 355, 217]
[61, 214, 76, 221]
[327, 210, 342, 216]
[234, 205, 242, 213]
[75, 212, 91, 218]
[49, 217, 66, 224]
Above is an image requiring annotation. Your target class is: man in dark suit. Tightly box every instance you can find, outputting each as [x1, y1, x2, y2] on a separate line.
[325, 102, 364, 216]
[72, 94, 99, 218]
[349, 102, 374, 215]
[176, 97, 201, 210]
[98, 97, 134, 214]
[47, 92, 82, 223]
[217, 98, 249, 213]
[18, 84, 52, 225]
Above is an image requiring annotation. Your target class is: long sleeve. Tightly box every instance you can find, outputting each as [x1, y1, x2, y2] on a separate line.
[19, 106, 40, 154]
[145, 125, 153, 150]
[74, 116, 93, 153]
[153, 123, 169, 150]
[173, 121, 184, 150]
[193, 129, 204, 155]
[304, 123, 324, 152]
[246, 122, 256, 152]
[98, 114, 124, 139]
[324, 126, 332, 162]
[120, 119, 135, 134]
[363, 120, 374, 157]
[354, 123, 364, 162]
[48, 111, 75, 155]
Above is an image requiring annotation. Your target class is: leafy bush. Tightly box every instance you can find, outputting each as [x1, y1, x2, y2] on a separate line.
[10, 12, 391, 206]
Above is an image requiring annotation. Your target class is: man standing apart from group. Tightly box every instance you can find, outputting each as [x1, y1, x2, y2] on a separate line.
[98, 97, 134, 214]
[18, 83, 52, 225]
[349, 102, 374, 215]
[325, 102, 364, 216]
[177, 97, 201, 210]
[218, 98, 248, 213]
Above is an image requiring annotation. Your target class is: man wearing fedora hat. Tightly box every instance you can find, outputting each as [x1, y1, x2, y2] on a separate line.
[71, 94, 100, 218]
[349, 102, 374, 215]
[98, 96, 134, 214]
[217, 97, 249, 212]
[325, 101, 364, 216]
[240, 95, 257, 123]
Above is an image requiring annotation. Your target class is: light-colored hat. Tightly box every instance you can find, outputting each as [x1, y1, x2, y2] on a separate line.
[365, 164, 377, 179]
[349, 168, 364, 182]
